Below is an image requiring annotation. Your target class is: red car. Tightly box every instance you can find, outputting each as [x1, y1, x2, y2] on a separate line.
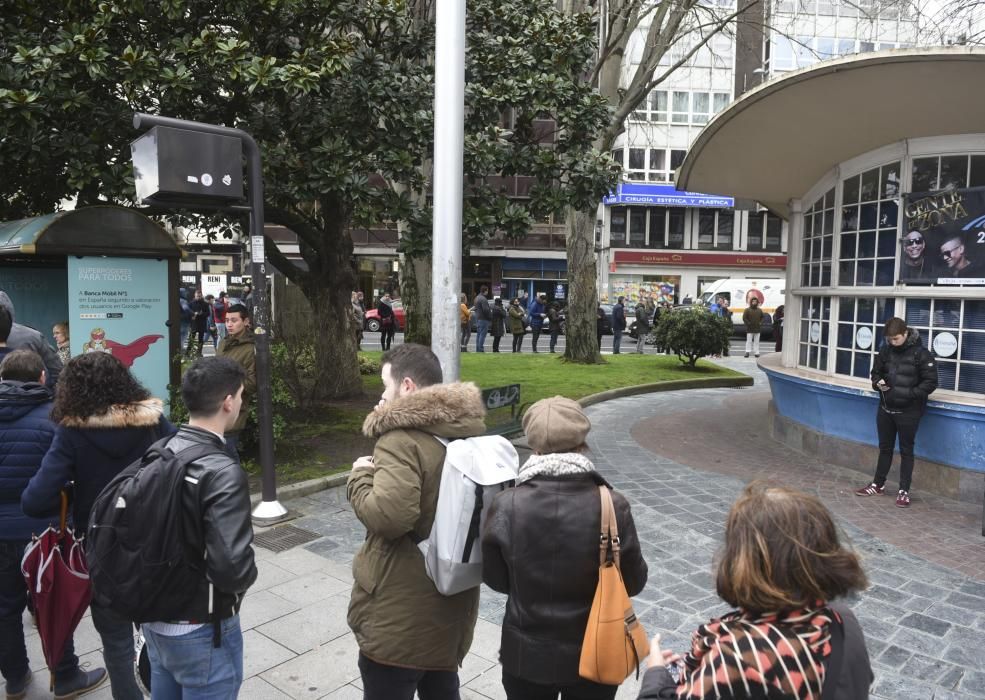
[364, 299, 405, 332]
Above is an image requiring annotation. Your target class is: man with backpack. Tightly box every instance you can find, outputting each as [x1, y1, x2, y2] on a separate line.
[87, 357, 257, 698]
[347, 343, 488, 700]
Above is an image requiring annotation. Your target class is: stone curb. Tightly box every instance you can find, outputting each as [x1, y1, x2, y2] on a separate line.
[251, 373, 754, 502]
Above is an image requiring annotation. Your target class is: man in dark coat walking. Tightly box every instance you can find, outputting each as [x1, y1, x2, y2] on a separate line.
[855, 317, 938, 508]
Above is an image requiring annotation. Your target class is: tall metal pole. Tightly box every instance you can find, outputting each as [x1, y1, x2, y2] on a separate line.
[133, 113, 287, 524]
[431, 0, 467, 382]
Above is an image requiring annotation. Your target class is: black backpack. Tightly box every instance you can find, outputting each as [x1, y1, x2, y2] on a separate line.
[86, 437, 219, 623]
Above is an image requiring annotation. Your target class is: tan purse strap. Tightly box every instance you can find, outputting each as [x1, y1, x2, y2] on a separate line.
[597, 486, 621, 569]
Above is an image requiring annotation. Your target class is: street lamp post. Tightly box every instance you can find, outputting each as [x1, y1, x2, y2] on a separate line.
[132, 113, 287, 524]
[430, 0, 467, 381]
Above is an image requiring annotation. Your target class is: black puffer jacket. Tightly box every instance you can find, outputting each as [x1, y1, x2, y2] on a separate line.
[870, 328, 938, 413]
[481, 470, 648, 686]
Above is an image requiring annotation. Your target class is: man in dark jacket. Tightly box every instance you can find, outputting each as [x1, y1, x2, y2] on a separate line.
[0, 291, 62, 388]
[186, 289, 210, 357]
[634, 299, 650, 354]
[473, 286, 492, 352]
[482, 396, 647, 696]
[742, 296, 764, 358]
[856, 318, 938, 508]
[0, 350, 107, 700]
[547, 301, 562, 353]
[216, 304, 256, 459]
[612, 297, 626, 354]
[527, 293, 547, 353]
[142, 357, 257, 697]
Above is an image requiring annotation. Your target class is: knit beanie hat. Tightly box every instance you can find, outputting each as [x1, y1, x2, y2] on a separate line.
[522, 396, 591, 454]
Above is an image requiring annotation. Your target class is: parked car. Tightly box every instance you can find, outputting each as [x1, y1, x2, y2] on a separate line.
[364, 299, 406, 332]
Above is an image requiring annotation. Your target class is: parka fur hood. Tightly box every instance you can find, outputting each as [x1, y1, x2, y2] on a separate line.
[58, 398, 165, 429]
[362, 381, 485, 438]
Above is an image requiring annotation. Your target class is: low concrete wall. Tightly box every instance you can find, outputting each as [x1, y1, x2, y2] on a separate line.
[769, 400, 984, 505]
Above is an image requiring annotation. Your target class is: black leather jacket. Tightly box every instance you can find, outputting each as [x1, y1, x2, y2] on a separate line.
[870, 328, 938, 414]
[165, 425, 257, 620]
[482, 472, 648, 685]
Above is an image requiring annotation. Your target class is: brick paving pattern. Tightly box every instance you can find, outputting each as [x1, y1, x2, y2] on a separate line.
[17, 358, 985, 699]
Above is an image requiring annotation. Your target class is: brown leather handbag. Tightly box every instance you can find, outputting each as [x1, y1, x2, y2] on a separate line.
[578, 486, 650, 685]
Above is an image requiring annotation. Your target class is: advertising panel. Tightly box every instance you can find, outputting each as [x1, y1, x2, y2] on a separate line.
[900, 187, 985, 285]
[67, 258, 170, 400]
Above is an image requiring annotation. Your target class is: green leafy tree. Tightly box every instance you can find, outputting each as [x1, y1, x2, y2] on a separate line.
[653, 307, 731, 368]
[0, 0, 615, 396]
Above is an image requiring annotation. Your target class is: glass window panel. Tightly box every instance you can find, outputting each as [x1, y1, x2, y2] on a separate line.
[650, 149, 666, 171]
[672, 91, 689, 122]
[857, 298, 875, 323]
[713, 93, 729, 112]
[717, 212, 734, 250]
[875, 259, 894, 286]
[906, 298, 931, 327]
[840, 233, 857, 259]
[668, 210, 685, 248]
[610, 207, 627, 234]
[670, 149, 687, 170]
[799, 343, 809, 365]
[629, 208, 646, 246]
[766, 216, 782, 250]
[698, 210, 715, 249]
[878, 200, 898, 229]
[748, 214, 764, 250]
[877, 230, 896, 258]
[805, 213, 815, 237]
[958, 362, 985, 393]
[970, 156, 985, 188]
[802, 264, 812, 284]
[964, 300, 985, 329]
[631, 110, 647, 122]
[816, 37, 836, 57]
[911, 157, 938, 193]
[822, 235, 833, 259]
[626, 172, 645, 181]
[882, 162, 900, 197]
[839, 260, 855, 285]
[628, 148, 646, 169]
[651, 91, 668, 112]
[795, 36, 814, 67]
[859, 203, 878, 230]
[809, 345, 819, 367]
[933, 300, 961, 328]
[858, 231, 877, 257]
[836, 350, 852, 374]
[856, 260, 875, 285]
[823, 209, 834, 235]
[693, 92, 709, 115]
[838, 38, 856, 53]
[839, 300, 855, 324]
[860, 168, 879, 201]
[939, 155, 968, 190]
[853, 353, 871, 379]
[692, 114, 708, 125]
[937, 361, 956, 390]
[824, 188, 835, 209]
[837, 323, 854, 347]
[959, 331, 985, 362]
[859, 41, 875, 53]
[648, 209, 666, 247]
[821, 264, 832, 286]
[612, 149, 624, 168]
[842, 206, 859, 231]
[843, 175, 860, 204]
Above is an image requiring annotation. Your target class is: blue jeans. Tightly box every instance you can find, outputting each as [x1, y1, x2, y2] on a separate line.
[613, 330, 623, 353]
[143, 616, 243, 700]
[91, 604, 142, 699]
[475, 319, 490, 352]
[0, 540, 78, 684]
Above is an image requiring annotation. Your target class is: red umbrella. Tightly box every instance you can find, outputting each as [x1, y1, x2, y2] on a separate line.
[20, 491, 92, 672]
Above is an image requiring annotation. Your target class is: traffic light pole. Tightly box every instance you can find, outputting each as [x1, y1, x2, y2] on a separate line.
[133, 113, 287, 524]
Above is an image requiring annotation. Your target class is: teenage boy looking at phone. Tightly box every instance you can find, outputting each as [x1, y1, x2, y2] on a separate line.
[855, 317, 937, 508]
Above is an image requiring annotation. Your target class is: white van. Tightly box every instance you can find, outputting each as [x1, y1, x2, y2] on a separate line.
[699, 278, 785, 337]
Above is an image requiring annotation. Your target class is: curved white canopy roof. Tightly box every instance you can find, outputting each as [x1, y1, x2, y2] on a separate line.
[676, 47, 985, 219]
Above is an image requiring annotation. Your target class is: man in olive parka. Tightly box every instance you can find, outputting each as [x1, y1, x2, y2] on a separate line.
[347, 343, 486, 699]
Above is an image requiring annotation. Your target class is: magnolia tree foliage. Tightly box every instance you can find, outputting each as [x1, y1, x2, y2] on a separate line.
[0, 0, 616, 396]
[652, 307, 731, 368]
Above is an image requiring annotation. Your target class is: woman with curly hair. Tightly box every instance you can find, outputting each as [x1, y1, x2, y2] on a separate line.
[638, 483, 873, 700]
[23, 352, 175, 700]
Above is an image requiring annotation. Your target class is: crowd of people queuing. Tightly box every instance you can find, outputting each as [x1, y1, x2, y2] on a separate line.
[0, 278, 914, 700]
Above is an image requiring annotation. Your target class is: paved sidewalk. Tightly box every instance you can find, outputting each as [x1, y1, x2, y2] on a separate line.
[18, 358, 985, 699]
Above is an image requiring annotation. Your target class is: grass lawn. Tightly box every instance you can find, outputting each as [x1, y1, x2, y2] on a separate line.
[245, 352, 744, 489]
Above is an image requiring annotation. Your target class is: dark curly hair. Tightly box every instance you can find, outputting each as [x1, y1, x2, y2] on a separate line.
[51, 352, 151, 423]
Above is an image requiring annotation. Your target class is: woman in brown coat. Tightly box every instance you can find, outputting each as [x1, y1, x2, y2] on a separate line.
[482, 396, 648, 700]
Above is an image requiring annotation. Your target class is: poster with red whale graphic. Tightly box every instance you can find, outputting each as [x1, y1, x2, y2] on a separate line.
[68, 258, 170, 400]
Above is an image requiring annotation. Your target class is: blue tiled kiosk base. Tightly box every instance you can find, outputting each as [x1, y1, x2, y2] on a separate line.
[761, 361, 985, 505]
